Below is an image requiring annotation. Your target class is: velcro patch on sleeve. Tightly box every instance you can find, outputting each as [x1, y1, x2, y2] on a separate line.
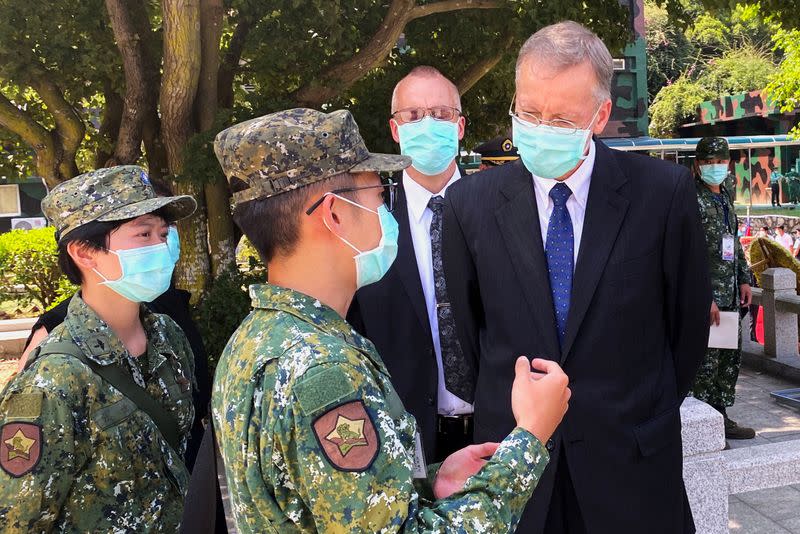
[312, 400, 379, 472]
[294, 366, 355, 416]
[4, 392, 42, 420]
[1, 422, 42, 477]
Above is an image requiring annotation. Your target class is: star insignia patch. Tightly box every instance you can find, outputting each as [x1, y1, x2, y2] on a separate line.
[312, 400, 379, 472]
[1, 423, 42, 477]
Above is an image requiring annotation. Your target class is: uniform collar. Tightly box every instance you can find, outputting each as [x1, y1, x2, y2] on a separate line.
[402, 166, 461, 224]
[64, 292, 168, 369]
[249, 284, 380, 362]
[531, 140, 595, 210]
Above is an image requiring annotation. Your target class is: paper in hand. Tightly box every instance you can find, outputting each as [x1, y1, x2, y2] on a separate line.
[708, 311, 739, 349]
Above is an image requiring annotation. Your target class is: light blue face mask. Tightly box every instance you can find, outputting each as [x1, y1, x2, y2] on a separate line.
[699, 164, 729, 186]
[397, 117, 459, 176]
[512, 106, 601, 179]
[94, 242, 176, 303]
[326, 195, 399, 288]
[167, 225, 180, 264]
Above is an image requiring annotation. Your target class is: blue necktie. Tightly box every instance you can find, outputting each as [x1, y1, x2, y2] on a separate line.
[545, 182, 574, 345]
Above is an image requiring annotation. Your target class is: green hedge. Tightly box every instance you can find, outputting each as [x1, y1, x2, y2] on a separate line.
[0, 227, 75, 310]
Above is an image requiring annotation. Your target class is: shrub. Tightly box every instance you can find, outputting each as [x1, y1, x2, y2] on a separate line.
[649, 76, 714, 138]
[0, 227, 75, 309]
[193, 260, 265, 375]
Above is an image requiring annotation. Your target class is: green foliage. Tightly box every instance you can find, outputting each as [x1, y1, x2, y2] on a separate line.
[649, 76, 714, 137]
[686, 14, 730, 52]
[0, 227, 76, 309]
[702, 45, 776, 95]
[646, 1, 698, 99]
[193, 264, 264, 373]
[766, 28, 800, 137]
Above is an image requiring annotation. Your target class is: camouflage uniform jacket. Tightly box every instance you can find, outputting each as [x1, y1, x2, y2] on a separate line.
[696, 179, 750, 310]
[212, 284, 549, 533]
[0, 292, 195, 532]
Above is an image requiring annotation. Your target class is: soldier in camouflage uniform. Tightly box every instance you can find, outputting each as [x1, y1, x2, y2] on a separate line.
[690, 137, 756, 441]
[0, 166, 198, 531]
[212, 108, 571, 533]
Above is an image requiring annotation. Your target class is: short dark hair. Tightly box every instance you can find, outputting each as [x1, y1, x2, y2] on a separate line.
[762, 226, 769, 231]
[779, 225, 786, 231]
[58, 209, 169, 284]
[232, 173, 357, 263]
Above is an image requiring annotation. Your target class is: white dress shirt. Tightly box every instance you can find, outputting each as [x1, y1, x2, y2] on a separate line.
[403, 168, 473, 416]
[531, 140, 596, 264]
[775, 232, 794, 251]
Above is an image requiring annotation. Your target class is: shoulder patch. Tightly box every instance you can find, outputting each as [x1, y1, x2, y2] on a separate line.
[3, 392, 42, 420]
[294, 366, 355, 416]
[312, 400, 379, 472]
[0, 422, 42, 477]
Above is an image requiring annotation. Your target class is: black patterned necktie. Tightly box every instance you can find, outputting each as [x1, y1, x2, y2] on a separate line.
[428, 195, 475, 403]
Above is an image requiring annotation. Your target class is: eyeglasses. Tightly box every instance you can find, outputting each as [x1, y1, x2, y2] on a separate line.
[508, 95, 595, 135]
[306, 180, 397, 215]
[391, 106, 461, 123]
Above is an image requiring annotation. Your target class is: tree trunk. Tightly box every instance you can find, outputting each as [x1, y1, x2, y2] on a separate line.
[95, 87, 123, 167]
[105, 0, 155, 165]
[198, 0, 236, 278]
[161, 0, 208, 299]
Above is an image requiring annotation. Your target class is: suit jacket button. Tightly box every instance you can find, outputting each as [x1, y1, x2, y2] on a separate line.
[427, 396, 435, 406]
[546, 438, 555, 451]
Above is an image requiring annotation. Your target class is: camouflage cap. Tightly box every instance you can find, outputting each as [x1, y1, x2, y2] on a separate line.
[696, 136, 730, 161]
[214, 108, 411, 205]
[41, 165, 197, 241]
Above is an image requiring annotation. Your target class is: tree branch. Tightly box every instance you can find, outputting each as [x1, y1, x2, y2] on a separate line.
[218, 10, 259, 109]
[0, 92, 59, 187]
[292, 0, 502, 107]
[455, 30, 514, 95]
[27, 71, 85, 180]
[409, 0, 500, 20]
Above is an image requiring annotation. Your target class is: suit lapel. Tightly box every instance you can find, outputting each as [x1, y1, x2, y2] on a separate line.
[560, 141, 630, 362]
[495, 162, 561, 359]
[393, 186, 432, 339]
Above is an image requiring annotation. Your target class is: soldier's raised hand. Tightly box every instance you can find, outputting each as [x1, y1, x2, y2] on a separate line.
[511, 357, 570, 445]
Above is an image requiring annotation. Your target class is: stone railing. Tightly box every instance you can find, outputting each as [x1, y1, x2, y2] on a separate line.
[682, 397, 800, 534]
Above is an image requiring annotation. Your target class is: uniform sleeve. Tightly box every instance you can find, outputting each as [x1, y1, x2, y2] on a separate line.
[0, 361, 89, 533]
[663, 171, 712, 398]
[272, 360, 549, 533]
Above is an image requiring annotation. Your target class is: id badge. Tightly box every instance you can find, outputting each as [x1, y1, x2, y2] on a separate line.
[412, 430, 427, 479]
[722, 234, 735, 262]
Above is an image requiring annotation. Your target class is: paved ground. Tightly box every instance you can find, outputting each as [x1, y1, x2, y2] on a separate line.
[727, 366, 800, 533]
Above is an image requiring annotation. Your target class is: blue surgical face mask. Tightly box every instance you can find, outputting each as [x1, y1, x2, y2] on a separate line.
[325, 195, 399, 288]
[167, 225, 180, 264]
[397, 117, 459, 176]
[94, 242, 176, 303]
[699, 164, 728, 186]
[512, 106, 600, 179]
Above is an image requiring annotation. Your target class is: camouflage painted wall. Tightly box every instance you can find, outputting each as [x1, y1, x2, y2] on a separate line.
[694, 91, 780, 125]
[732, 148, 779, 205]
[601, 0, 648, 138]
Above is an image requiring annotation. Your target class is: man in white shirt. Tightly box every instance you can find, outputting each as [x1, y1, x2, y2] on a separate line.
[774, 225, 794, 250]
[348, 66, 476, 462]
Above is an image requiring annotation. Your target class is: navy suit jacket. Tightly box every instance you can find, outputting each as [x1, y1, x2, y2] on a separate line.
[442, 141, 711, 533]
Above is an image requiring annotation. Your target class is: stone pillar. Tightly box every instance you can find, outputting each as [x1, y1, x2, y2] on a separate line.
[760, 268, 798, 358]
[681, 397, 728, 534]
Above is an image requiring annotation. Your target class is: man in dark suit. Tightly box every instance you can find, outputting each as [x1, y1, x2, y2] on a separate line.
[348, 66, 476, 462]
[443, 21, 711, 533]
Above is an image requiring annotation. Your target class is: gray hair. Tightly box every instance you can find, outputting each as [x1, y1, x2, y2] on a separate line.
[515, 21, 613, 103]
[391, 66, 461, 113]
